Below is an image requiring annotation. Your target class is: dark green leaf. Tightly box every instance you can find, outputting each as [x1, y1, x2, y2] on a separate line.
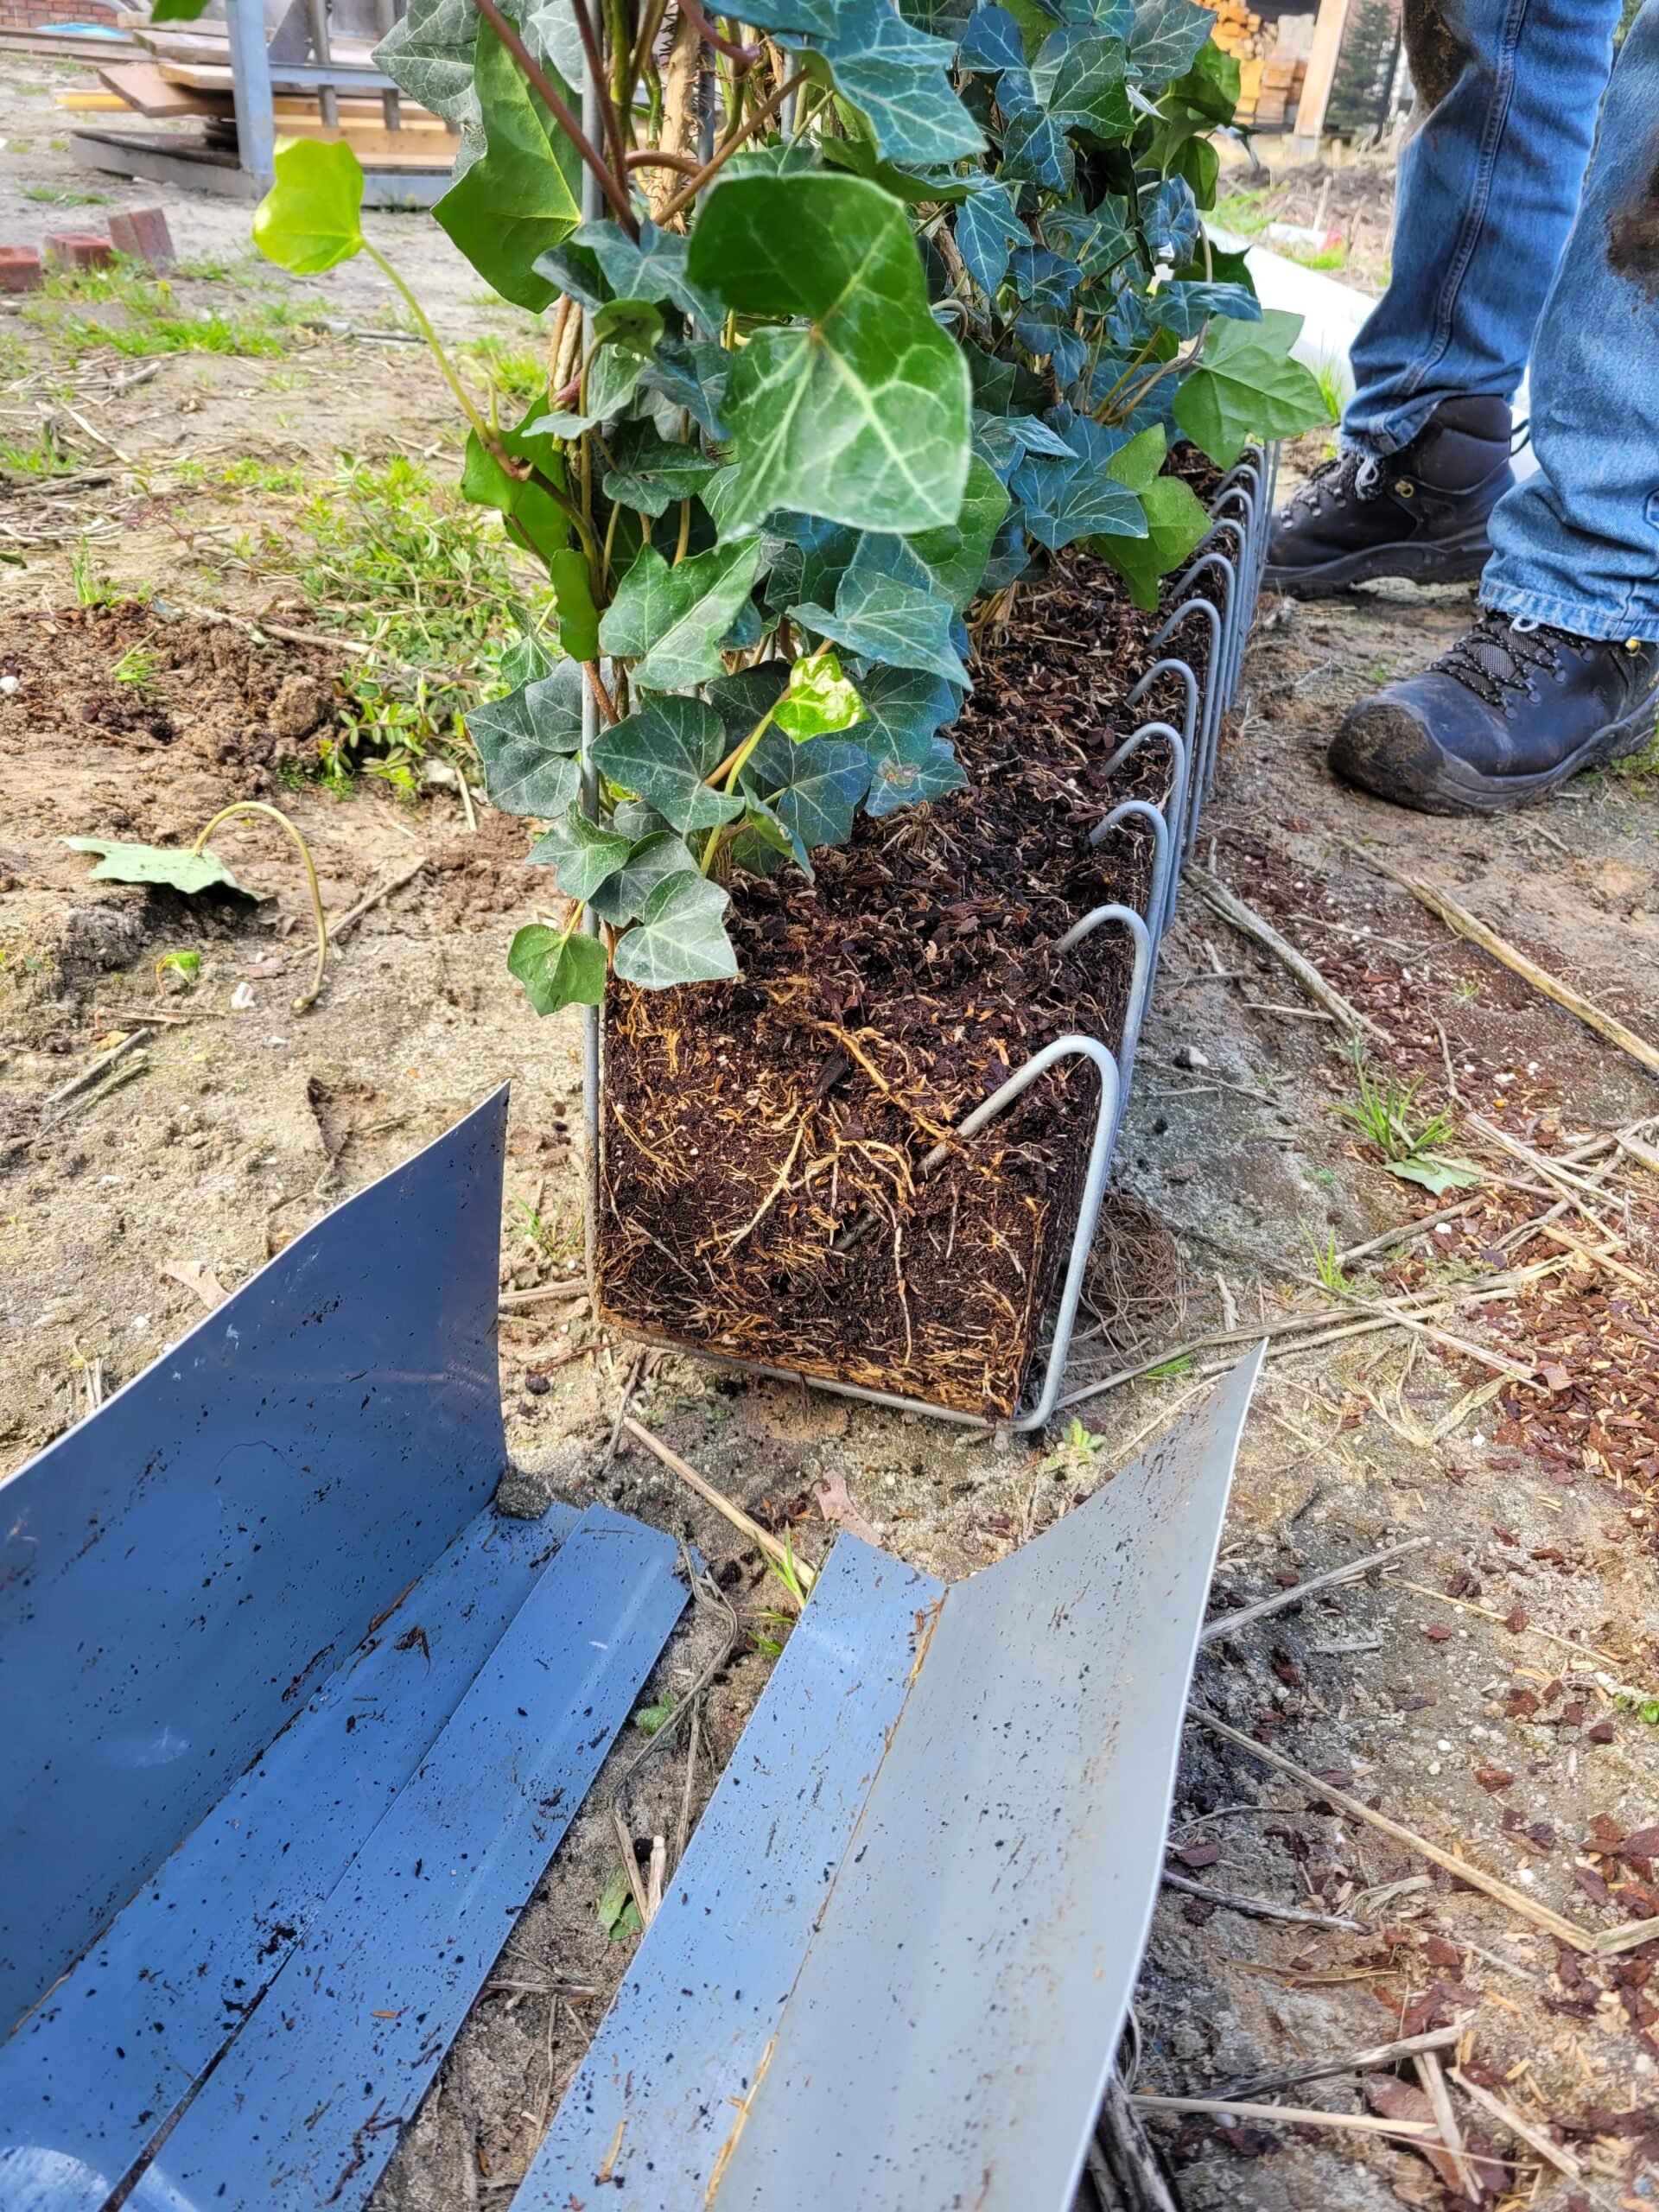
[508, 923, 607, 1014]
[150, 0, 214, 20]
[467, 663, 584, 815]
[431, 21, 582, 312]
[637, 337, 732, 441]
[753, 0, 985, 165]
[590, 694, 745, 835]
[864, 735, 969, 814]
[706, 664, 791, 748]
[526, 808, 635, 899]
[1059, 0, 1132, 27]
[957, 4, 1027, 70]
[1000, 99, 1074, 190]
[548, 549, 601, 661]
[1046, 194, 1138, 277]
[65, 837, 252, 897]
[1031, 24, 1132, 132]
[1145, 279, 1259, 338]
[791, 559, 971, 685]
[883, 451, 1009, 610]
[1011, 416, 1147, 548]
[855, 664, 961, 765]
[819, 134, 971, 201]
[600, 421, 717, 519]
[953, 177, 1027, 295]
[687, 175, 972, 536]
[578, 215, 722, 326]
[1142, 174, 1200, 262]
[597, 540, 763, 690]
[253, 138, 364, 275]
[740, 730, 874, 850]
[1171, 306, 1328, 465]
[612, 873, 739, 988]
[1127, 0, 1215, 90]
[587, 830, 700, 925]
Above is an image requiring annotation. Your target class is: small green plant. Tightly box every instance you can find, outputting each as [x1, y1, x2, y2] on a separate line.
[1143, 1352, 1196, 1381]
[155, 949, 200, 987]
[462, 329, 546, 402]
[0, 428, 73, 479]
[27, 261, 319, 362]
[596, 1864, 641, 1942]
[631, 1693, 676, 1734]
[1337, 1048, 1455, 1160]
[69, 535, 126, 608]
[1300, 1223, 1353, 1295]
[1040, 1414, 1110, 1473]
[508, 1190, 582, 1266]
[111, 641, 165, 690]
[22, 184, 111, 207]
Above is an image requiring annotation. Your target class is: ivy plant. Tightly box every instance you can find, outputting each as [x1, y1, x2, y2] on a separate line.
[245, 0, 1327, 1015]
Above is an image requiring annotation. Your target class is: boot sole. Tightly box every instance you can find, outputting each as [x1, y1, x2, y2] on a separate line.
[1264, 532, 1491, 598]
[1330, 689, 1659, 815]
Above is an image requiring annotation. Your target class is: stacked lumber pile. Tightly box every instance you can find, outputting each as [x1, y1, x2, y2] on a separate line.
[55, 7, 456, 167]
[1248, 51, 1308, 130]
[1196, 0, 1305, 127]
[1198, 0, 1273, 61]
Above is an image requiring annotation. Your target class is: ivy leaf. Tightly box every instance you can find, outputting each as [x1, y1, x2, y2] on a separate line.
[1031, 25, 1132, 133]
[1011, 244, 1081, 309]
[791, 556, 971, 685]
[467, 662, 584, 815]
[958, 3, 1027, 68]
[706, 664, 791, 748]
[587, 830, 700, 925]
[638, 336, 731, 441]
[882, 451, 1009, 611]
[818, 134, 971, 203]
[252, 137, 364, 275]
[1172, 307, 1328, 465]
[548, 550, 601, 662]
[740, 730, 874, 850]
[1142, 175, 1200, 263]
[65, 838, 252, 898]
[1046, 194, 1138, 278]
[508, 923, 607, 1014]
[576, 214, 722, 327]
[953, 177, 1027, 295]
[374, 0, 484, 137]
[527, 807, 635, 899]
[597, 1864, 643, 1942]
[613, 873, 739, 988]
[999, 100, 1074, 191]
[1145, 279, 1260, 338]
[431, 20, 582, 313]
[461, 399, 569, 566]
[1011, 417, 1147, 549]
[687, 174, 972, 536]
[597, 540, 762, 691]
[590, 694, 745, 836]
[775, 649, 867, 741]
[749, 0, 985, 166]
[600, 421, 717, 519]
[1102, 422, 1166, 493]
[855, 664, 961, 765]
[1090, 468, 1211, 608]
[1127, 0, 1215, 91]
[864, 735, 969, 814]
[1058, 0, 1132, 28]
[760, 512, 861, 619]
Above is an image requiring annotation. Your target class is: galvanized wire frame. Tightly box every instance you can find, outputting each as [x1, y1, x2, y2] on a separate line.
[586, 449, 1275, 1433]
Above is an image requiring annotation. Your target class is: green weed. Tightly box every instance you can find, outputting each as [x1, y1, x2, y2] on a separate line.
[111, 640, 164, 689]
[68, 534, 138, 609]
[22, 184, 111, 207]
[1300, 1223, 1353, 1295]
[1336, 1046, 1455, 1163]
[1143, 1353, 1195, 1380]
[461, 330, 545, 402]
[508, 1191, 582, 1267]
[0, 428, 73, 478]
[175, 455, 308, 495]
[27, 263, 319, 362]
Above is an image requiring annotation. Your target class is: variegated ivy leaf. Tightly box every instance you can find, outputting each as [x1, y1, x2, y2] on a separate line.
[687, 175, 971, 537]
[953, 177, 1027, 296]
[1046, 195, 1139, 279]
[600, 422, 718, 520]
[866, 452, 1010, 612]
[526, 807, 634, 900]
[745, 0, 984, 167]
[705, 664, 790, 749]
[597, 540, 763, 692]
[790, 559, 971, 687]
[466, 660, 584, 817]
[1141, 174, 1201, 264]
[855, 664, 962, 766]
[1030, 23, 1132, 134]
[612, 874, 739, 989]
[1127, 0, 1216, 92]
[589, 694, 746, 836]
[1011, 415, 1148, 549]
[586, 831, 700, 926]
[957, 4, 1026, 72]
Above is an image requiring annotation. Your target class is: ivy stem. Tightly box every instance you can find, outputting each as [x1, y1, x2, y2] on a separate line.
[674, 496, 692, 563]
[678, 0, 760, 64]
[709, 698, 781, 793]
[470, 0, 639, 238]
[360, 239, 489, 442]
[190, 801, 328, 1013]
[570, 0, 631, 200]
[583, 658, 620, 724]
[658, 68, 807, 221]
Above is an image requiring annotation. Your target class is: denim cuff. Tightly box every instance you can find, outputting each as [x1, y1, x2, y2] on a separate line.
[1481, 576, 1659, 646]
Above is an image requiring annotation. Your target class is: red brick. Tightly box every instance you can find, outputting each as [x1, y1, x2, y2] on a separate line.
[108, 206, 175, 270]
[0, 245, 42, 295]
[43, 231, 115, 272]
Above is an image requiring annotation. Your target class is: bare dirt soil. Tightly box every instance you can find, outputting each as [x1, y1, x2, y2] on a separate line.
[3, 66, 1657, 2212]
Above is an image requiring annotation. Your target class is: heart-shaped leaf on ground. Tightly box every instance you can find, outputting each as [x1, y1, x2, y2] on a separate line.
[508, 923, 607, 1014]
[66, 838, 253, 897]
[591, 694, 745, 836]
[587, 831, 699, 925]
[687, 174, 971, 536]
[613, 873, 739, 988]
[467, 662, 584, 816]
[253, 137, 365, 275]
[432, 20, 582, 312]
[526, 807, 635, 899]
[598, 540, 762, 691]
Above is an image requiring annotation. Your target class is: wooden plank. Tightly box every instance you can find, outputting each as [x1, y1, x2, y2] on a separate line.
[97, 60, 222, 118]
[1288, 0, 1350, 157]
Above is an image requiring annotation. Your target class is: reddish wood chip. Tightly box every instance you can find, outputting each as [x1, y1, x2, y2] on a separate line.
[1587, 1721, 1617, 1745]
[1624, 1826, 1659, 1859]
[1575, 1866, 1613, 1906]
[1541, 1362, 1572, 1393]
[1562, 1700, 1587, 1726]
[1475, 1765, 1516, 1792]
[1173, 1842, 1224, 1870]
[1504, 1606, 1529, 1632]
[1424, 1624, 1452, 1642]
[1506, 1689, 1541, 1719]
[1273, 1569, 1300, 1588]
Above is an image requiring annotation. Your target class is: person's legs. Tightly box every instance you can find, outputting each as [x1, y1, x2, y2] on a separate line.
[1267, 0, 1624, 596]
[1330, 0, 1659, 813]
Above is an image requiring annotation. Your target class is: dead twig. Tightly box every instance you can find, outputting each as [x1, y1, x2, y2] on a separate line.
[621, 1416, 817, 1592]
[1097, 2074, 1181, 2212]
[1393, 1579, 1630, 1674]
[327, 855, 427, 945]
[1342, 842, 1659, 1084]
[1161, 1869, 1370, 1933]
[1446, 2069, 1582, 2180]
[1131, 2094, 1432, 2140]
[499, 1282, 588, 1310]
[43, 1027, 146, 1110]
[1190, 871, 1386, 1041]
[1415, 2049, 1480, 2202]
[1216, 2024, 1464, 2101]
[1200, 1536, 1429, 1643]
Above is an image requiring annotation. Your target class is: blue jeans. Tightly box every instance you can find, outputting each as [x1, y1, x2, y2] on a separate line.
[1344, 0, 1659, 643]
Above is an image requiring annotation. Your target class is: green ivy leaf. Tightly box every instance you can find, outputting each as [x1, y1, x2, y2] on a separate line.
[466, 662, 584, 815]
[432, 20, 582, 313]
[1127, 0, 1215, 91]
[1091, 468, 1211, 608]
[590, 695, 746, 836]
[612, 873, 739, 988]
[740, 730, 873, 849]
[774, 649, 866, 741]
[527, 807, 635, 899]
[65, 837, 252, 897]
[1011, 417, 1148, 550]
[888, 452, 1010, 611]
[1031, 25, 1132, 132]
[791, 562, 970, 686]
[508, 923, 607, 1014]
[548, 549, 601, 662]
[855, 664, 961, 765]
[598, 541, 763, 692]
[953, 178, 1028, 295]
[747, 0, 985, 166]
[460, 399, 570, 567]
[600, 422, 718, 520]
[864, 735, 968, 814]
[687, 174, 972, 537]
[706, 664, 791, 748]
[575, 215, 723, 327]
[1103, 423, 1166, 493]
[587, 830, 700, 925]
[818, 132, 971, 202]
[252, 138, 365, 275]
[1171, 307, 1329, 466]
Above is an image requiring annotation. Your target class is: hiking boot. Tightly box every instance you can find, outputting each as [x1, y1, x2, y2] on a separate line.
[1265, 397, 1515, 595]
[1329, 610, 1659, 814]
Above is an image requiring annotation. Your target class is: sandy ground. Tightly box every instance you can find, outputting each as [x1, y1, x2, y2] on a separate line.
[3, 52, 1658, 2212]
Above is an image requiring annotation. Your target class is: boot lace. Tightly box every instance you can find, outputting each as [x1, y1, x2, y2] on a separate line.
[1280, 450, 1382, 520]
[1435, 610, 1568, 713]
